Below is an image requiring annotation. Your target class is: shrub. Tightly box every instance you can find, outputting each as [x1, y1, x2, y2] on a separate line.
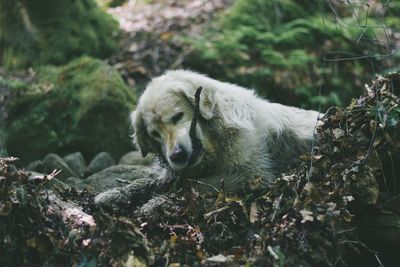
[184, 0, 400, 109]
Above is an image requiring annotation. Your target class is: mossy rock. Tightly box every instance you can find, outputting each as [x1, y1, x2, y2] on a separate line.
[4, 57, 136, 164]
[0, 0, 119, 69]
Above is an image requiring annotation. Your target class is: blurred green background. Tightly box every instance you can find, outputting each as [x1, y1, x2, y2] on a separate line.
[184, 0, 400, 109]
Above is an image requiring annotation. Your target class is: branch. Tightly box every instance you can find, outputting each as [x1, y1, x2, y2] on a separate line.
[189, 86, 203, 140]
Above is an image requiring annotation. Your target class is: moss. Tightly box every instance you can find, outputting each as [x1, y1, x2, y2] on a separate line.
[4, 57, 136, 164]
[0, 0, 119, 69]
[0, 78, 29, 91]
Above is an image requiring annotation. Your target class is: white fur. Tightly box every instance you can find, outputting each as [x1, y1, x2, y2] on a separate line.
[132, 70, 320, 192]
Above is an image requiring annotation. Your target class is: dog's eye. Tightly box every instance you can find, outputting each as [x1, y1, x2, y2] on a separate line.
[150, 130, 161, 139]
[171, 112, 184, 125]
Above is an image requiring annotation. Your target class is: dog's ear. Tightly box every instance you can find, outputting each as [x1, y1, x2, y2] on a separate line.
[130, 110, 151, 157]
[179, 84, 216, 120]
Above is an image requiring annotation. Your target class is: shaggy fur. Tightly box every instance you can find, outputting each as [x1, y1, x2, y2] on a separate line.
[131, 70, 320, 192]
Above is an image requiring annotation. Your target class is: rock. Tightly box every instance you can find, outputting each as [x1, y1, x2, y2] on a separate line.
[65, 177, 87, 190]
[85, 152, 116, 176]
[4, 57, 137, 165]
[27, 171, 71, 191]
[63, 152, 86, 178]
[26, 160, 46, 173]
[118, 151, 155, 166]
[85, 165, 161, 194]
[45, 191, 95, 230]
[42, 153, 78, 181]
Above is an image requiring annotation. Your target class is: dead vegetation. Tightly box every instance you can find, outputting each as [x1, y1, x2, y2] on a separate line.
[1, 73, 400, 266]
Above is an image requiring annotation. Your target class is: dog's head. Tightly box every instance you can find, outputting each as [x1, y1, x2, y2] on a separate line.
[131, 72, 216, 172]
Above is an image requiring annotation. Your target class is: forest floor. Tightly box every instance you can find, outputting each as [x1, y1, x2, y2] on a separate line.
[2, 73, 400, 266]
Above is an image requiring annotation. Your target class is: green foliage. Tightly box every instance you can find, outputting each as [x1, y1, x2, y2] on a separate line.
[0, 0, 119, 69]
[96, 0, 128, 8]
[0, 131, 6, 157]
[0, 77, 28, 91]
[4, 57, 137, 164]
[185, 0, 400, 109]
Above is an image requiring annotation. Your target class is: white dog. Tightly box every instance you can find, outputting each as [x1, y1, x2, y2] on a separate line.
[131, 70, 319, 192]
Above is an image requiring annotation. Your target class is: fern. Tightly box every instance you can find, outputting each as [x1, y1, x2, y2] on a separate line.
[184, 0, 399, 109]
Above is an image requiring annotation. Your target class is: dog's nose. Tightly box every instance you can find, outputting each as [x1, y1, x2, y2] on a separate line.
[169, 145, 188, 164]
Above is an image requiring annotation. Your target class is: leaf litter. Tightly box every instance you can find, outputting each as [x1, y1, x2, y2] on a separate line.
[1, 73, 400, 265]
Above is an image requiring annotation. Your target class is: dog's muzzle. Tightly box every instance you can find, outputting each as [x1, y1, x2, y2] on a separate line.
[168, 139, 204, 169]
[169, 145, 189, 164]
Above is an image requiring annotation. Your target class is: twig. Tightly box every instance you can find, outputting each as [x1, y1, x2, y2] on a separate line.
[116, 178, 131, 184]
[271, 193, 283, 221]
[0, 157, 19, 163]
[204, 206, 230, 218]
[337, 240, 379, 254]
[375, 254, 384, 267]
[189, 86, 203, 140]
[187, 86, 204, 165]
[187, 178, 221, 193]
[267, 246, 279, 261]
[336, 227, 356, 235]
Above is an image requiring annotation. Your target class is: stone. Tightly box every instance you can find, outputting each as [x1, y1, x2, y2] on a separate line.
[42, 153, 78, 181]
[63, 152, 86, 178]
[118, 151, 155, 166]
[26, 160, 46, 173]
[4, 57, 137, 165]
[65, 177, 87, 190]
[84, 151, 116, 177]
